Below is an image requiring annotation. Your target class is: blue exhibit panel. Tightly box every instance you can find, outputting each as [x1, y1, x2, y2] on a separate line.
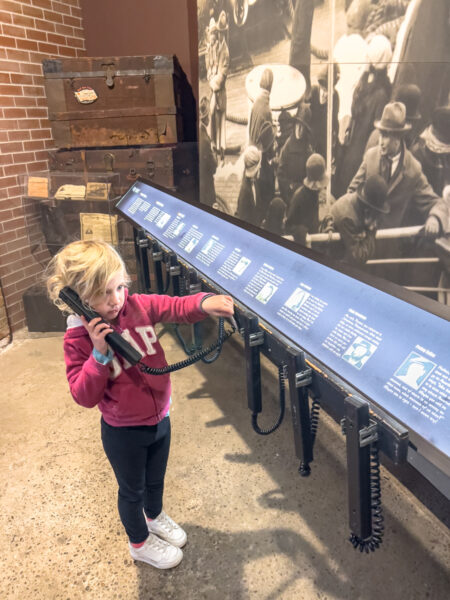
[116, 182, 450, 464]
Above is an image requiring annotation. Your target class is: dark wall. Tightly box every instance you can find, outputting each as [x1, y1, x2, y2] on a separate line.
[79, 0, 199, 99]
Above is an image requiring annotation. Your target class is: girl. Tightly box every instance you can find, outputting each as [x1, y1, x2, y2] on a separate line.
[46, 240, 234, 569]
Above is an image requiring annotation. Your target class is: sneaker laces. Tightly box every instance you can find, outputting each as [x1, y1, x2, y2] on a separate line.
[146, 533, 172, 556]
[156, 511, 176, 534]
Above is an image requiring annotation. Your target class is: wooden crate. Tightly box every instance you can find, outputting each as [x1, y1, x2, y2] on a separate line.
[43, 55, 196, 148]
[47, 143, 199, 202]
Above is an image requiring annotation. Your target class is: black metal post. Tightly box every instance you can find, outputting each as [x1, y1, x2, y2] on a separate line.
[167, 252, 181, 296]
[241, 312, 263, 415]
[286, 349, 313, 476]
[183, 268, 203, 350]
[133, 228, 151, 293]
[344, 396, 372, 541]
[151, 240, 164, 294]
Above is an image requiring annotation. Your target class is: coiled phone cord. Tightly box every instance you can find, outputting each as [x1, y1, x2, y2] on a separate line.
[173, 316, 226, 363]
[252, 364, 286, 435]
[310, 393, 321, 446]
[349, 442, 385, 553]
[174, 322, 201, 356]
[139, 318, 235, 375]
[200, 317, 225, 364]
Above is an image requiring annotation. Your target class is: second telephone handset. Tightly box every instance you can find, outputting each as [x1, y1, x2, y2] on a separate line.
[58, 287, 235, 375]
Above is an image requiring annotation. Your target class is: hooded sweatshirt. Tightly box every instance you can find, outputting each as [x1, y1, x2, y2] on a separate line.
[63, 289, 211, 427]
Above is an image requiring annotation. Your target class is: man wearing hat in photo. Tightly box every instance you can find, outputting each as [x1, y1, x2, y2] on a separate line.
[277, 103, 314, 207]
[309, 63, 340, 161]
[334, 34, 392, 198]
[348, 102, 447, 234]
[199, 96, 217, 208]
[324, 174, 389, 265]
[275, 109, 295, 156]
[365, 84, 424, 152]
[285, 153, 328, 245]
[205, 18, 218, 85]
[209, 10, 229, 166]
[235, 146, 262, 227]
[411, 106, 450, 197]
[248, 67, 276, 218]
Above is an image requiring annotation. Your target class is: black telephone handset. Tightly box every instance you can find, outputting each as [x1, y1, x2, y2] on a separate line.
[59, 286, 143, 365]
[59, 286, 236, 375]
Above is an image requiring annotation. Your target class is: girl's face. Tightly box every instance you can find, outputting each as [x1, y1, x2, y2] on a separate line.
[88, 270, 127, 321]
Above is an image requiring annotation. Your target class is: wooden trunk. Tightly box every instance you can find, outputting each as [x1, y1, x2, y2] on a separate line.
[47, 144, 199, 202]
[43, 55, 197, 148]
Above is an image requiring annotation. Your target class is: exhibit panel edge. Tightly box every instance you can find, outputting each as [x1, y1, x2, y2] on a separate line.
[115, 178, 450, 486]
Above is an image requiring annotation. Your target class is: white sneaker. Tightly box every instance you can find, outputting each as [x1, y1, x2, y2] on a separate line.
[147, 510, 187, 548]
[129, 533, 183, 569]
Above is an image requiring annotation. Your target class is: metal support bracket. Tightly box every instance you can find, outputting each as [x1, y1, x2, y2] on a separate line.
[295, 368, 312, 388]
[249, 331, 265, 347]
[241, 312, 263, 416]
[150, 240, 164, 293]
[165, 252, 181, 296]
[133, 228, 151, 293]
[286, 351, 314, 476]
[136, 236, 149, 249]
[344, 396, 372, 540]
[168, 265, 181, 276]
[189, 282, 202, 294]
[360, 421, 378, 447]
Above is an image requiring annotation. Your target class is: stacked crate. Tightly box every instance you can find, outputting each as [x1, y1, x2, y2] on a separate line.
[42, 54, 198, 285]
[23, 55, 198, 331]
[43, 54, 198, 200]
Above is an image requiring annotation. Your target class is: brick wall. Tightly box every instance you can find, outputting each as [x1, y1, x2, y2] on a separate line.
[0, 0, 86, 334]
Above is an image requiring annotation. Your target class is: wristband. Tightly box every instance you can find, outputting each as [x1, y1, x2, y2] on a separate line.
[92, 347, 114, 365]
[199, 293, 215, 313]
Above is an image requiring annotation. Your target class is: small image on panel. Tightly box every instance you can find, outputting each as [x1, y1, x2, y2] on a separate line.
[284, 288, 310, 312]
[173, 222, 185, 236]
[232, 256, 251, 276]
[255, 282, 278, 304]
[342, 336, 378, 370]
[394, 351, 436, 390]
[201, 238, 215, 254]
[156, 212, 170, 228]
[185, 237, 200, 253]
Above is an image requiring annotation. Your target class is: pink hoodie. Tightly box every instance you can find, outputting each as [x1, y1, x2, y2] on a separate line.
[63, 289, 211, 427]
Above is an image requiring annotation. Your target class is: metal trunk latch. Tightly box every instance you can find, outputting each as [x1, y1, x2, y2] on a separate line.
[146, 160, 155, 178]
[103, 153, 115, 172]
[102, 63, 116, 88]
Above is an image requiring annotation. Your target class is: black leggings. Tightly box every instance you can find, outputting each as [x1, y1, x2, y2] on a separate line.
[101, 416, 171, 544]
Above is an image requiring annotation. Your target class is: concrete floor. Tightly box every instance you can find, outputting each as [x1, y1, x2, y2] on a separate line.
[1, 326, 449, 600]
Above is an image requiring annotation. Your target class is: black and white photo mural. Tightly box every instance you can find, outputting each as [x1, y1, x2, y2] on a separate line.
[197, 0, 450, 306]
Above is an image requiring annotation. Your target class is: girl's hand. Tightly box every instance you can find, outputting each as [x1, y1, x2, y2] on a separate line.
[80, 316, 113, 356]
[202, 295, 234, 317]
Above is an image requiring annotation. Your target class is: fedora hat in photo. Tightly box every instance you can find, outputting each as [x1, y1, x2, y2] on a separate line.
[358, 175, 389, 214]
[374, 102, 412, 133]
[421, 106, 450, 154]
[243, 145, 261, 178]
[217, 10, 228, 31]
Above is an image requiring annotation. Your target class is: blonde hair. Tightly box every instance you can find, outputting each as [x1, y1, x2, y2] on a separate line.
[46, 240, 129, 313]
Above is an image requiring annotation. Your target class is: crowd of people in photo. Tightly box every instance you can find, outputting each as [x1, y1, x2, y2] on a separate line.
[199, 0, 450, 269]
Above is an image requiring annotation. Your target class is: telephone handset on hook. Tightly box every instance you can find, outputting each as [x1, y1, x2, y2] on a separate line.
[58, 287, 236, 374]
